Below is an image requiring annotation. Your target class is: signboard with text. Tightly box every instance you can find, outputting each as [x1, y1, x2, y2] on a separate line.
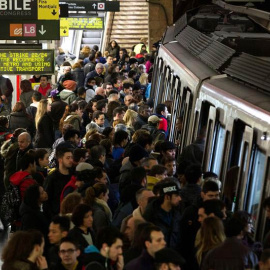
[0, 49, 55, 74]
[59, 1, 120, 12]
[61, 17, 103, 29]
[0, 0, 59, 20]
[0, 20, 60, 40]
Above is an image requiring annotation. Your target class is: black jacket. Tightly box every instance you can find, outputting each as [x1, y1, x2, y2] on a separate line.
[72, 68, 85, 88]
[34, 112, 54, 148]
[9, 111, 35, 136]
[50, 99, 67, 130]
[133, 114, 148, 130]
[143, 197, 181, 249]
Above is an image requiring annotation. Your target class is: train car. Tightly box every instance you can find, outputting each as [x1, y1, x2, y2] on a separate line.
[151, 3, 270, 240]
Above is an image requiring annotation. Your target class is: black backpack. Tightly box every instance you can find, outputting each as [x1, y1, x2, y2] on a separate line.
[0, 176, 31, 227]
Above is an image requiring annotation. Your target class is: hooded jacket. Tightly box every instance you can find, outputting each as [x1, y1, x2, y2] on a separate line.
[60, 90, 76, 105]
[9, 171, 36, 199]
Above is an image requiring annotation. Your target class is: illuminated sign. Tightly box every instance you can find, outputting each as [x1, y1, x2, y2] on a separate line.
[60, 18, 69, 36]
[0, 49, 55, 74]
[38, 0, 59, 20]
[61, 17, 103, 29]
[59, 1, 120, 12]
[0, 20, 60, 40]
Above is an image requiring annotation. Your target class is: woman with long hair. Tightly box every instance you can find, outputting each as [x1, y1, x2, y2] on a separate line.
[34, 99, 54, 148]
[106, 40, 120, 61]
[9, 101, 35, 136]
[196, 216, 226, 267]
[68, 203, 94, 251]
[123, 109, 138, 138]
[84, 183, 112, 234]
[2, 230, 48, 270]
[19, 79, 35, 108]
[19, 184, 49, 238]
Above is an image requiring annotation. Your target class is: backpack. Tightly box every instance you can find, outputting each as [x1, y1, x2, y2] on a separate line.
[0, 175, 31, 227]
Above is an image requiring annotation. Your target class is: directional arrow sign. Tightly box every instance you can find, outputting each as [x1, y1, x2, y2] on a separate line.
[1, 20, 60, 40]
[39, 25, 46, 35]
[60, 18, 69, 37]
[92, 3, 97, 9]
[38, 0, 59, 20]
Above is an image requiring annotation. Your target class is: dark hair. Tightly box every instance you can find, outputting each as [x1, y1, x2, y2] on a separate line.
[113, 130, 129, 145]
[130, 167, 147, 185]
[60, 236, 79, 250]
[161, 156, 175, 166]
[203, 171, 218, 179]
[93, 110, 104, 121]
[56, 147, 73, 160]
[2, 230, 43, 263]
[72, 203, 92, 227]
[99, 139, 112, 156]
[91, 145, 106, 160]
[51, 215, 70, 232]
[77, 87, 86, 96]
[138, 104, 150, 114]
[96, 99, 108, 111]
[0, 116, 8, 127]
[142, 225, 162, 248]
[225, 217, 245, 237]
[112, 106, 125, 117]
[155, 104, 166, 115]
[35, 148, 48, 166]
[263, 197, 270, 209]
[93, 167, 106, 180]
[149, 165, 167, 177]
[232, 211, 250, 228]
[24, 184, 40, 209]
[20, 152, 35, 171]
[63, 129, 80, 141]
[84, 183, 108, 206]
[202, 180, 219, 193]
[184, 164, 202, 184]
[85, 139, 99, 150]
[199, 199, 225, 219]
[136, 132, 153, 148]
[128, 70, 137, 78]
[96, 226, 123, 250]
[32, 91, 42, 101]
[73, 148, 87, 163]
[107, 101, 121, 121]
[123, 83, 133, 90]
[102, 127, 114, 138]
[20, 80, 33, 93]
[40, 75, 49, 80]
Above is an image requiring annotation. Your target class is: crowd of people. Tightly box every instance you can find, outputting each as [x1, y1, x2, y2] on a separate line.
[0, 39, 270, 270]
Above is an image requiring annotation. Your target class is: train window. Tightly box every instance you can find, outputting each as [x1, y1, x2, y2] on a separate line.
[158, 65, 170, 104]
[153, 58, 164, 106]
[246, 149, 266, 227]
[210, 124, 226, 176]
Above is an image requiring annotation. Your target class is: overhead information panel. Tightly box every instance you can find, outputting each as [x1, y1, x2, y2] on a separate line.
[60, 18, 69, 36]
[0, 49, 55, 74]
[0, 20, 60, 40]
[0, 0, 38, 19]
[38, 0, 59, 20]
[59, 1, 120, 12]
[61, 17, 103, 29]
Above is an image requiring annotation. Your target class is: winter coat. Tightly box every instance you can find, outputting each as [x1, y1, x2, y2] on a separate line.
[34, 112, 54, 148]
[9, 171, 37, 199]
[72, 68, 85, 88]
[125, 249, 155, 270]
[8, 111, 35, 136]
[64, 113, 81, 132]
[19, 202, 49, 237]
[2, 260, 40, 270]
[20, 90, 35, 108]
[50, 99, 67, 130]
[60, 90, 77, 105]
[143, 197, 181, 249]
[133, 114, 148, 130]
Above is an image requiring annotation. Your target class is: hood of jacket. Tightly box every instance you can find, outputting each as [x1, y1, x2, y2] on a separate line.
[60, 90, 75, 100]
[10, 171, 31, 185]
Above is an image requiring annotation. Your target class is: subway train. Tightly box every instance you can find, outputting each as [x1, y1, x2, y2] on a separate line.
[150, 3, 270, 241]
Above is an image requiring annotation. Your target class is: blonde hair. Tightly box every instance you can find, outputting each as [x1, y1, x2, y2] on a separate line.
[123, 109, 138, 127]
[35, 99, 48, 127]
[139, 73, 148, 85]
[196, 216, 226, 265]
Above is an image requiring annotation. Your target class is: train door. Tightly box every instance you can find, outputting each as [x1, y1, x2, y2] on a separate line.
[161, 67, 173, 102]
[244, 131, 268, 240]
[208, 108, 226, 178]
[158, 65, 171, 105]
[152, 58, 164, 107]
[223, 119, 253, 212]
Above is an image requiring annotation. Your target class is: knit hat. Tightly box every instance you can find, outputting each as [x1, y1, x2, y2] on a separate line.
[155, 247, 185, 266]
[129, 144, 149, 163]
[76, 162, 93, 172]
[160, 141, 176, 151]
[63, 80, 77, 90]
[148, 115, 162, 124]
[159, 181, 180, 196]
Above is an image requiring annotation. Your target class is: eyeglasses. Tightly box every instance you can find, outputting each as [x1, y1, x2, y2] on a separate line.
[59, 249, 76, 255]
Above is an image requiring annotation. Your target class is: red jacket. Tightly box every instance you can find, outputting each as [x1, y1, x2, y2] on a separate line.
[9, 171, 37, 199]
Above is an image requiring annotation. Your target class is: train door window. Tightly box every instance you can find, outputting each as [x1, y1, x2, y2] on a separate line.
[153, 58, 164, 106]
[169, 76, 181, 141]
[210, 123, 226, 177]
[246, 148, 266, 229]
[158, 65, 170, 104]
[162, 67, 172, 102]
[180, 87, 193, 150]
